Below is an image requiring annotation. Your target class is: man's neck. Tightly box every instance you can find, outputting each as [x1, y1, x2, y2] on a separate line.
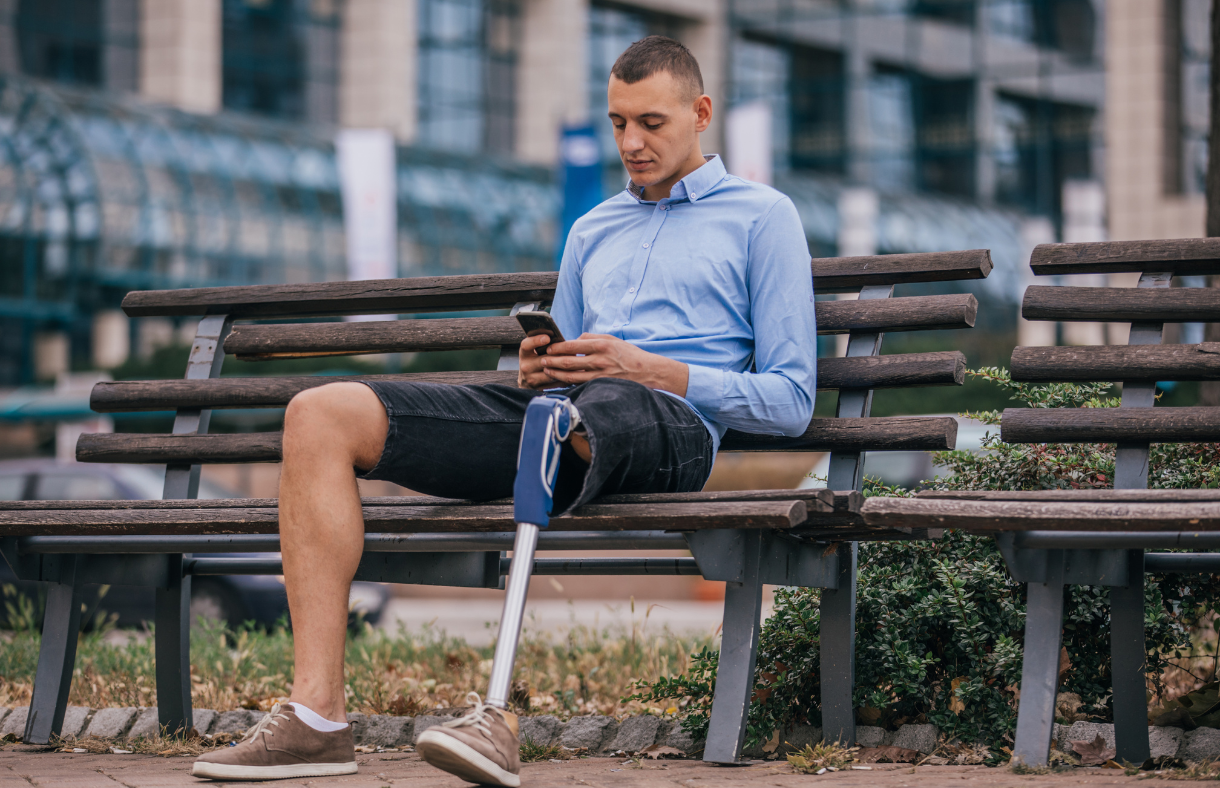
[640, 149, 708, 202]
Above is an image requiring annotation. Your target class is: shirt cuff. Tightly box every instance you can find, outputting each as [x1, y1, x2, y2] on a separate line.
[684, 364, 726, 420]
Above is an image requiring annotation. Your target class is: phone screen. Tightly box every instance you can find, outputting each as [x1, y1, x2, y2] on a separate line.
[516, 311, 565, 355]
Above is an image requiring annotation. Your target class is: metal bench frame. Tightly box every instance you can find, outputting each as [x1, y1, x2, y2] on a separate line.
[993, 243, 1220, 766]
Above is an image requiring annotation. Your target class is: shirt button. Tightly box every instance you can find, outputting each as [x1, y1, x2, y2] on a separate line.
[690, 192, 698, 199]
[628, 287, 636, 293]
[642, 242, 649, 248]
[659, 205, 668, 211]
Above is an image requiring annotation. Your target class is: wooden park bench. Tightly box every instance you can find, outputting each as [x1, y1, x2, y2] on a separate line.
[0, 249, 992, 761]
[862, 238, 1220, 767]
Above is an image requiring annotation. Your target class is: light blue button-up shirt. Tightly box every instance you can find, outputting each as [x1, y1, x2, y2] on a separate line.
[551, 154, 817, 454]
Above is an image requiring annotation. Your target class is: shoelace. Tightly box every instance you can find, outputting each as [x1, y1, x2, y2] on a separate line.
[440, 692, 496, 739]
[241, 703, 289, 744]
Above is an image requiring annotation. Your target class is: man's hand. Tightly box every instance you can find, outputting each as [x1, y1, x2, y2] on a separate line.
[517, 333, 689, 396]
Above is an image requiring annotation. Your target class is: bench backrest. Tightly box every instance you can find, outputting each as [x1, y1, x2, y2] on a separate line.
[1003, 238, 1220, 489]
[81, 250, 993, 521]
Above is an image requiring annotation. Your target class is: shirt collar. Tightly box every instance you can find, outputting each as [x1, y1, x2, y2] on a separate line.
[626, 154, 727, 204]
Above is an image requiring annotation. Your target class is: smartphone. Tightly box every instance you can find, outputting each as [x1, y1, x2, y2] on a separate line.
[516, 310, 566, 355]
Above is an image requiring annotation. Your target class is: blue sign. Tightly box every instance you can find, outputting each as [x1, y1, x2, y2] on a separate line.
[558, 124, 604, 266]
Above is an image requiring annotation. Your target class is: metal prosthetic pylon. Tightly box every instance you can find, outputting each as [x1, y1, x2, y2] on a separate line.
[485, 395, 580, 709]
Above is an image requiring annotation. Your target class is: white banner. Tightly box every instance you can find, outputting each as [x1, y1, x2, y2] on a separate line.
[726, 100, 772, 186]
[337, 129, 397, 321]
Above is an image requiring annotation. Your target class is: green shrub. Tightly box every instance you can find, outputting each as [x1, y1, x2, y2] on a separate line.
[628, 369, 1220, 747]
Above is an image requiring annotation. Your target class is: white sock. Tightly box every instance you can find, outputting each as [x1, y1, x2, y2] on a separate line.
[289, 702, 350, 732]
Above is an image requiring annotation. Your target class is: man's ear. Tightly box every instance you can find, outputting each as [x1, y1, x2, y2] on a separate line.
[694, 94, 712, 133]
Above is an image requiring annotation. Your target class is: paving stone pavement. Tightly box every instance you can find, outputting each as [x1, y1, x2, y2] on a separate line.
[0, 748, 1202, 787]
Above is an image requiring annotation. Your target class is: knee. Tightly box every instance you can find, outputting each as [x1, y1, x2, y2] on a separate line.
[286, 383, 346, 434]
[282, 383, 387, 469]
[284, 382, 383, 444]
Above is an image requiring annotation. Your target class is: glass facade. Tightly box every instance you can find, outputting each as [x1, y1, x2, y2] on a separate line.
[728, 0, 1101, 223]
[993, 94, 1094, 215]
[417, 0, 521, 155]
[1168, 0, 1210, 195]
[9, 0, 138, 91]
[0, 76, 558, 384]
[985, 0, 1097, 59]
[222, 0, 341, 124]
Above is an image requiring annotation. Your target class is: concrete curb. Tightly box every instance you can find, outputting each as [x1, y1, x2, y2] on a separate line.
[6, 705, 1215, 762]
[0, 705, 705, 755]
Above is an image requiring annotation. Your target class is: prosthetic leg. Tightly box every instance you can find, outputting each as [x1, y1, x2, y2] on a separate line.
[486, 394, 581, 708]
[416, 395, 580, 787]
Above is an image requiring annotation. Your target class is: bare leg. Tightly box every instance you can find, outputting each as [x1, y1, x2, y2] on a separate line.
[281, 382, 388, 723]
[569, 433, 591, 463]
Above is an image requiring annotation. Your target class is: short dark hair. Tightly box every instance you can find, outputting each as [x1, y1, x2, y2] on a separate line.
[610, 35, 704, 101]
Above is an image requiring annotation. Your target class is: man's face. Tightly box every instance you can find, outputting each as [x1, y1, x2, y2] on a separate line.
[607, 71, 710, 193]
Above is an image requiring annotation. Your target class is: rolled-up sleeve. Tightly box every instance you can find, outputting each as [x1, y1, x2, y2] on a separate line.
[683, 197, 816, 437]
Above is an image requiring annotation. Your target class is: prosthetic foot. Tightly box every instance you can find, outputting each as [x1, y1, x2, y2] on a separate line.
[417, 395, 580, 787]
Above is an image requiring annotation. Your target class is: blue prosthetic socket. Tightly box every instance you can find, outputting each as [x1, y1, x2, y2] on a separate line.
[512, 394, 581, 528]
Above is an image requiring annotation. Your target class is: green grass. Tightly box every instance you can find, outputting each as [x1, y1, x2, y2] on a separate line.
[518, 737, 564, 762]
[0, 605, 712, 719]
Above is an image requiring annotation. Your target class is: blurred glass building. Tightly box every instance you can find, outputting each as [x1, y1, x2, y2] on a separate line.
[0, 0, 1184, 386]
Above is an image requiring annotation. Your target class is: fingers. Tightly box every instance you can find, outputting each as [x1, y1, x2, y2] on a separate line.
[518, 335, 553, 389]
[540, 353, 600, 372]
[520, 334, 551, 353]
[547, 337, 604, 356]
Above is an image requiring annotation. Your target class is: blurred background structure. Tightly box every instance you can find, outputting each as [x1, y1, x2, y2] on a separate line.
[0, 0, 1210, 615]
[2, 0, 1204, 389]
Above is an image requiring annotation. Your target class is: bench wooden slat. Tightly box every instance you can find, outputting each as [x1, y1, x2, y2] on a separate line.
[811, 250, 992, 292]
[1023, 286, 1220, 323]
[122, 253, 993, 319]
[88, 352, 966, 414]
[1000, 407, 1220, 444]
[1011, 343, 1220, 382]
[90, 371, 519, 412]
[78, 433, 285, 464]
[816, 293, 977, 335]
[0, 488, 859, 514]
[1030, 239, 1220, 277]
[861, 497, 1220, 532]
[226, 317, 526, 359]
[0, 500, 807, 536]
[222, 294, 981, 360]
[820, 351, 964, 389]
[721, 416, 958, 452]
[916, 489, 1220, 502]
[122, 272, 561, 319]
[77, 415, 959, 463]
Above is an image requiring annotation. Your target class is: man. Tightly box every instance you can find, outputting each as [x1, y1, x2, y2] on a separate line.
[192, 35, 815, 784]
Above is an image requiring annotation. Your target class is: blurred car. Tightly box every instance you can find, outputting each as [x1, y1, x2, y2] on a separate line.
[0, 459, 389, 630]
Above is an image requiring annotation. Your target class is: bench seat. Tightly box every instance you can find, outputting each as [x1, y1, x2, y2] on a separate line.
[861, 489, 1220, 531]
[0, 488, 938, 541]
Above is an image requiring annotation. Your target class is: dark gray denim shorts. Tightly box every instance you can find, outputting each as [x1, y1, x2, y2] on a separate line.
[357, 377, 714, 515]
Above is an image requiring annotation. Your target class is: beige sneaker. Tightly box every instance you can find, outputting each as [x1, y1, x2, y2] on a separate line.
[416, 692, 521, 787]
[191, 703, 357, 781]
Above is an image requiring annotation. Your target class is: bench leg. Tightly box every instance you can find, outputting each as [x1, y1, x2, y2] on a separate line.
[1111, 549, 1150, 764]
[703, 530, 763, 765]
[25, 569, 82, 744]
[1012, 550, 1066, 768]
[155, 555, 193, 735]
[820, 541, 857, 745]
